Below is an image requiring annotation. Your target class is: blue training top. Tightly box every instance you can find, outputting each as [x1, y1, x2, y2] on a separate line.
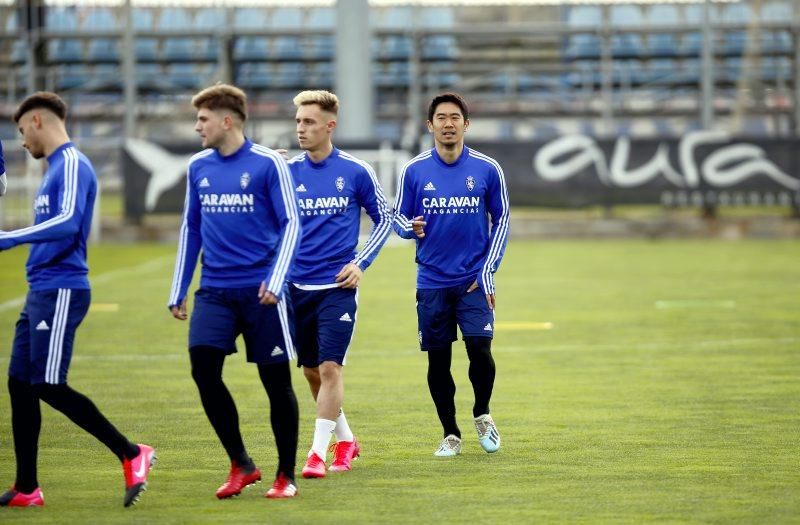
[0, 142, 96, 290]
[168, 139, 301, 307]
[393, 146, 510, 295]
[287, 147, 391, 284]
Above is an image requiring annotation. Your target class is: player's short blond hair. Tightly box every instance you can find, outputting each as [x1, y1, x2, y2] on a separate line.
[192, 84, 247, 122]
[293, 90, 339, 115]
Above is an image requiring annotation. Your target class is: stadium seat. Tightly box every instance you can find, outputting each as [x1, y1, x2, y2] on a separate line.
[421, 35, 457, 60]
[136, 63, 165, 91]
[133, 9, 158, 62]
[421, 7, 455, 28]
[273, 62, 307, 88]
[376, 6, 415, 29]
[382, 36, 412, 60]
[565, 6, 601, 59]
[159, 8, 193, 60]
[308, 62, 334, 88]
[47, 6, 83, 63]
[720, 3, 751, 55]
[236, 63, 271, 90]
[91, 64, 123, 90]
[5, 11, 26, 64]
[610, 5, 644, 58]
[233, 7, 269, 60]
[646, 4, 679, 57]
[83, 8, 118, 62]
[271, 7, 303, 28]
[274, 36, 303, 60]
[307, 7, 335, 28]
[55, 64, 88, 90]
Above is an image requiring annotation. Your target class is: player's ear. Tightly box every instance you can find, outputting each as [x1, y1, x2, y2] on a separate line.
[327, 118, 337, 133]
[464, 118, 469, 131]
[426, 120, 434, 133]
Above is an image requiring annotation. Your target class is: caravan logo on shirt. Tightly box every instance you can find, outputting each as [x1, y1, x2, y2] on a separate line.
[421, 195, 481, 215]
[297, 195, 350, 216]
[200, 192, 255, 213]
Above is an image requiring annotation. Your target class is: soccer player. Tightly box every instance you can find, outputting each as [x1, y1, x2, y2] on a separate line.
[1, 139, 7, 196]
[393, 92, 510, 457]
[287, 90, 391, 478]
[168, 84, 301, 499]
[0, 92, 155, 508]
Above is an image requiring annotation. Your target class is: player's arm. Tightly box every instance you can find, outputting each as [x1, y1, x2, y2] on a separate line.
[168, 168, 202, 319]
[477, 161, 511, 306]
[0, 158, 90, 251]
[259, 152, 301, 304]
[392, 162, 422, 239]
[0, 139, 6, 196]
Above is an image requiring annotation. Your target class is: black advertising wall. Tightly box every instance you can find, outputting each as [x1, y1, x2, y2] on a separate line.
[123, 133, 800, 221]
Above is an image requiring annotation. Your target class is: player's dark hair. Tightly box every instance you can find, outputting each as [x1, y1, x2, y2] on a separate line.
[427, 92, 469, 122]
[13, 91, 68, 122]
[192, 84, 248, 122]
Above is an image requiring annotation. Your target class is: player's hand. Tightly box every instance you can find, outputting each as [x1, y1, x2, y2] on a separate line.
[258, 282, 279, 305]
[412, 216, 426, 239]
[276, 148, 289, 160]
[336, 263, 363, 289]
[170, 299, 188, 321]
[467, 280, 495, 310]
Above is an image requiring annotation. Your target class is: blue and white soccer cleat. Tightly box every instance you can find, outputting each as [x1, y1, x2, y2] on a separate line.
[474, 414, 501, 453]
[433, 434, 462, 457]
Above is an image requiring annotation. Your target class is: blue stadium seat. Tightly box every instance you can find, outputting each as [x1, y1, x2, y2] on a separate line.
[376, 6, 414, 29]
[5, 11, 26, 64]
[721, 3, 751, 55]
[610, 5, 643, 57]
[308, 62, 334, 88]
[421, 35, 457, 60]
[307, 7, 335, 28]
[236, 63, 271, 90]
[133, 9, 158, 61]
[565, 6, 601, 59]
[47, 6, 83, 62]
[233, 7, 269, 60]
[55, 64, 88, 90]
[307, 36, 334, 60]
[194, 8, 221, 60]
[167, 63, 212, 90]
[91, 64, 122, 90]
[136, 63, 164, 91]
[271, 7, 303, 28]
[375, 62, 409, 88]
[421, 7, 455, 28]
[761, 2, 792, 53]
[274, 36, 303, 60]
[382, 36, 412, 60]
[159, 8, 193, 60]
[83, 8, 118, 62]
[274, 63, 307, 88]
[647, 4, 679, 57]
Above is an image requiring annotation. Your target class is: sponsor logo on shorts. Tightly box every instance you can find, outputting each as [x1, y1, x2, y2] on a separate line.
[271, 347, 284, 357]
[36, 320, 50, 331]
[483, 323, 493, 331]
[339, 312, 353, 322]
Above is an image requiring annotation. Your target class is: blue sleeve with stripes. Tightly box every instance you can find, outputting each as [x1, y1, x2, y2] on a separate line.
[392, 162, 417, 240]
[0, 140, 6, 196]
[351, 165, 392, 271]
[0, 157, 90, 250]
[168, 169, 202, 307]
[263, 154, 301, 298]
[478, 162, 511, 295]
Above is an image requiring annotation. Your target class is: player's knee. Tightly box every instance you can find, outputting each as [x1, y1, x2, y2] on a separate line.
[189, 346, 225, 385]
[464, 336, 492, 357]
[31, 382, 66, 403]
[8, 376, 32, 396]
[318, 361, 341, 382]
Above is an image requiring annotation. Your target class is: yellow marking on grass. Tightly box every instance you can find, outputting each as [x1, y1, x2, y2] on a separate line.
[495, 321, 554, 331]
[90, 303, 119, 313]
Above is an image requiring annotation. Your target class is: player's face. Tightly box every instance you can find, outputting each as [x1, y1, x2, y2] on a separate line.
[295, 104, 335, 153]
[194, 108, 228, 150]
[17, 111, 46, 159]
[427, 102, 469, 148]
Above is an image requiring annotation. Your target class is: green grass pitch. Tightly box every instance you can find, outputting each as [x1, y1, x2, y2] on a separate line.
[0, 239, 798, 523]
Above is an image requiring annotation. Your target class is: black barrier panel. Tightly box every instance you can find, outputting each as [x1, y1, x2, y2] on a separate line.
[123, 134, 800, 221]
[471, 133, 800, 208]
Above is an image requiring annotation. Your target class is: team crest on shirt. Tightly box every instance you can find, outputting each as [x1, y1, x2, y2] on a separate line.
[240, 172, 251, 190]
[466, 176, 476, 191]
[335, 176, 345, 192]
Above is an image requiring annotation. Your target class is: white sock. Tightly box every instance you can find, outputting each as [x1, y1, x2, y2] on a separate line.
[334, 408, 354, 442]
[310, 418, 336, 460]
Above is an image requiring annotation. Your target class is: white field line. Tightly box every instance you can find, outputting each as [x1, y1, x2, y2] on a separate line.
[0, 255, 174, 313]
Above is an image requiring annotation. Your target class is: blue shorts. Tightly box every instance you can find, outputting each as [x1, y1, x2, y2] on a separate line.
[9, 288, 91, 385]
[189, 286, 295, 364]
[289, 286, 357, 367]
[416, 282, 494, 351]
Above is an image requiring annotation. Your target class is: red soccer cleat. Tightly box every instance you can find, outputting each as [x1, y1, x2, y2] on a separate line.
[216, 462, 262, 499]
[265, 473, 298, 499]
[0, 486, 44, 507]
[328, 437, 361, 472]
[301, 452, 326, 479]
[123, 444, 156, 507]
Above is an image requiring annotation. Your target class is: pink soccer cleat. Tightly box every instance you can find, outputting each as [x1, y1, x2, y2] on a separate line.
[123, 444, 156, 507]
[301, 452, 326, 479]
[0, 486, 44, 507]
[216, 462, 262, 499]
[265, 473, 298, 499]
[328, 438, 361, 472]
